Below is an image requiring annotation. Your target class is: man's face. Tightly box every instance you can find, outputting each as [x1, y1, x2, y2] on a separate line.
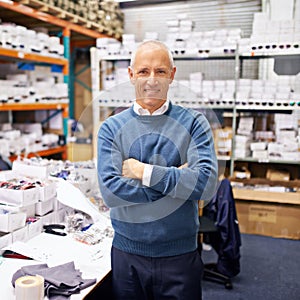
[128, 47, 176, 113]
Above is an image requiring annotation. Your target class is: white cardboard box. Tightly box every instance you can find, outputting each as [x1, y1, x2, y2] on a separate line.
[0, 232, 12, 251]
[250, 142, 267, 151]
[39, 211, 56, 226]
[39, 182, 57, 201]
[12, 160, 51, 178]
[27, 219, 43, 240]
[252, 150, 268, 159]
[53, 197, 68, 211]
[21, 204, 36, 218]
[0, 170, 19, 181]
[12, 226, 29, 243]
[35, 198, 54, 216]
[54, 208, 67, 224]
[0, 187, 39, 206]
[0, 211, 27, 233]
[0, 204, 35, 219]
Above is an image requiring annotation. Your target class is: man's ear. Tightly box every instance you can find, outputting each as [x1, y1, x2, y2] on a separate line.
[128, 66, 136, 84]
[169, 66, 176, 84]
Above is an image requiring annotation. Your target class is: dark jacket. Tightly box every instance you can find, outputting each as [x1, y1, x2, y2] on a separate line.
[203, 178, 242, 277]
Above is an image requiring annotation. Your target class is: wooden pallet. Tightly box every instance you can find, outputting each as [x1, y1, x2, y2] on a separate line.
[14, 0, 122, 37]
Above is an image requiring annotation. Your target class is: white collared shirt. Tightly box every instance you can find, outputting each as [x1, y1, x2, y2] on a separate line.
[133, 100, 169, 116]
[133, 100, 170, 186]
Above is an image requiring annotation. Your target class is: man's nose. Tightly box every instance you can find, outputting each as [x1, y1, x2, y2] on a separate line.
[147, 73, 158, 84]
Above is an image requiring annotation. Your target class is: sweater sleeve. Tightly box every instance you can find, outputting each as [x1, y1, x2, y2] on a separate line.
[149, 113, 218, 201]
[97, 120, 164, 208]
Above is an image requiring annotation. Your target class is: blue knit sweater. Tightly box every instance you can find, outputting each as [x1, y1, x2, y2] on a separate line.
[97, 102, 218, 257]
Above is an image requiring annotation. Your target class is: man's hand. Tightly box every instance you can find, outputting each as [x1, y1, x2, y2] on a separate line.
[178, 163, 188, 169]
[122, 158, 145, 180]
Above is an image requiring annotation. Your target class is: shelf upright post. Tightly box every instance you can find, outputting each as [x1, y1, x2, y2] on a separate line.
[69, 46, 76, 120]
[230, 44, 240, 176]
[63, 27, 71, 138]
[90, 47, 101, 160]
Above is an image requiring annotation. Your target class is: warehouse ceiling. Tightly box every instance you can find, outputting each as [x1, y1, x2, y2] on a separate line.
[119, 0, 191, 9]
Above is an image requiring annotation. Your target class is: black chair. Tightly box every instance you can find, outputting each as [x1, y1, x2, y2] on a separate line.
[197, 178, 241, 289]
[198, 214, 233, 289]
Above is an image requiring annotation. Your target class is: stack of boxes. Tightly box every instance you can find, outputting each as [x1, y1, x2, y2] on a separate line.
[0, 77, 68, 104]
[95, 14, 243, 58]
[0, 56, 67, 104]
[213, 127, 233, 157]
[236, 113, 300, 161]
[168, 76, 297, 108]
[272, 113, 300, 161]
[0, 123, 62, 158]
[0, 158, 101, 251]
[0, 164, 71, 250]
[234, 117, 254, 159]
[239, 12, 300, 54]
[121, 34, 136, 55]
[165, 14, 242, 55]
[99, 0, 124, 38]
[112, 70, 294, 108]
[0, 23, 64, 57]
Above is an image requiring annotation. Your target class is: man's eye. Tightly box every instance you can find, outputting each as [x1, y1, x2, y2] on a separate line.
[138, 70, 147, 75]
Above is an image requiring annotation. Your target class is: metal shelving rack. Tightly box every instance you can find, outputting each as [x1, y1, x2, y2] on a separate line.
[0, 0, 113, 160]
[91, 46, 300, 203]
[0, 0, 108, 39]
[231, 50, 300, 204]
[90, 48, 239, 168]
[0, 45, 70, 160]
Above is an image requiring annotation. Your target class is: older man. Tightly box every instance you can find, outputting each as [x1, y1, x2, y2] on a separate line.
[97, 40, 218, 300]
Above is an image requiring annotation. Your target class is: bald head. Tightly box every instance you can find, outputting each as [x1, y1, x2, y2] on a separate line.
[130, 40, 174, 70]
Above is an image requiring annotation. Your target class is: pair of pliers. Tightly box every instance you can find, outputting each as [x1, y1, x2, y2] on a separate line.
[43, 224, 67, 236]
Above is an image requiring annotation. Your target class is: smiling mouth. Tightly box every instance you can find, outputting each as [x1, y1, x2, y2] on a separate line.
[144, 89, 160, 93]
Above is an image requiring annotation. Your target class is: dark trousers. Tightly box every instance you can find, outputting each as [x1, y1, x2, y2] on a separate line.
[111, 246, 204, 300]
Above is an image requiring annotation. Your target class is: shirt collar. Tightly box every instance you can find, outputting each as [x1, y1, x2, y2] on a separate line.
[133, 100, 169, 116]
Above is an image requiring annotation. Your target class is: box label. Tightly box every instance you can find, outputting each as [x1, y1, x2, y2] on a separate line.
[249, 205, 277, 223]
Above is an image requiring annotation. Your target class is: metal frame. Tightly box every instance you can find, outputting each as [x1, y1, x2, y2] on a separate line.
[91, 47, 300, 179]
